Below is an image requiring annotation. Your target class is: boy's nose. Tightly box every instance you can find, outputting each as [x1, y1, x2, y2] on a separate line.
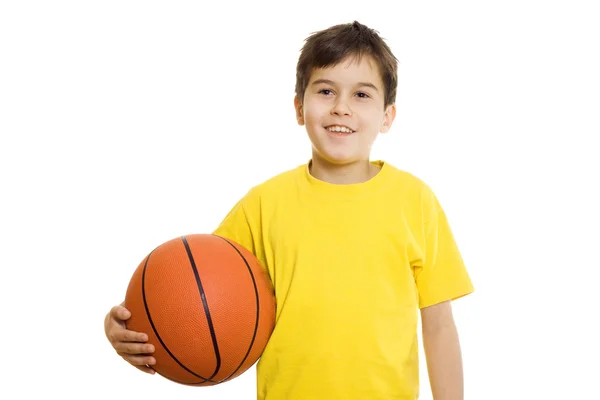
[330, 99, 352, 116]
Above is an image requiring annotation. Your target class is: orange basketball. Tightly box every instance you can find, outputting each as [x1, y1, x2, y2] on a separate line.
[124, 233, 276, 386]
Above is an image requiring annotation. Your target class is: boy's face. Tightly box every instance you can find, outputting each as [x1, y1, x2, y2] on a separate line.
[294, 55, 395, 166]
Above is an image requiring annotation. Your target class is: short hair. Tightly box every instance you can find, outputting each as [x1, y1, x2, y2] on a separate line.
[295, 21, 399, 108]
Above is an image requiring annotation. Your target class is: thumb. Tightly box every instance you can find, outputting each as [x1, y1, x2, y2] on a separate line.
[119, 306, 131, 320]
[114, 305, 131, 321]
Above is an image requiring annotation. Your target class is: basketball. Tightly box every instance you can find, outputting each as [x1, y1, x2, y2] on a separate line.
[124, 233, 276, 386]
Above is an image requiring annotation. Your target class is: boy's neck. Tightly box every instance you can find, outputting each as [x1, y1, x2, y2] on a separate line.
[308, 158, 381, 185]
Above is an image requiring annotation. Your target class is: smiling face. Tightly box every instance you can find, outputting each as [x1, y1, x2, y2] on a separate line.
[294, 54, 396, 167]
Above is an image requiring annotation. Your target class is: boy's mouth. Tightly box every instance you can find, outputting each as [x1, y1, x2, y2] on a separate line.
[325, 125, 355, 135]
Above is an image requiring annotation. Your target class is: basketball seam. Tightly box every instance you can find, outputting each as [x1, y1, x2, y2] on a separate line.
[181, 236, 222, 381]
[214, 235, 262, 383]
[142, 248, 218, 384]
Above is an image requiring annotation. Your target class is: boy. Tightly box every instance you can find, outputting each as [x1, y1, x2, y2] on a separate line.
[104, 21, 474, 399]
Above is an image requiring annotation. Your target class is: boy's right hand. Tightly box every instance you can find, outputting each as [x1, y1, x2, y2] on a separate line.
[104, 304, 156, 374]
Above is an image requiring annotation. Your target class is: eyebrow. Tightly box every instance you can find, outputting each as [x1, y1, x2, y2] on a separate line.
[310, 78, 379, 92]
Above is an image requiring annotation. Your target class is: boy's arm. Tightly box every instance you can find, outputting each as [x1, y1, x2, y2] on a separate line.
[421, 300, 464, 400]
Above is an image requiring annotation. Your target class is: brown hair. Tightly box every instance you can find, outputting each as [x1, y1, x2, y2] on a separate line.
[295, 21, 398, 108]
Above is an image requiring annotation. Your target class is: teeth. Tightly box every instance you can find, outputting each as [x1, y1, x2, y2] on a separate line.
[327, 126, 353, 133]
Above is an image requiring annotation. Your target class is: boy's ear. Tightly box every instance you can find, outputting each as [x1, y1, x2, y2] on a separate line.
[380, 104, 397, 133]
[294, 96, 305, 126]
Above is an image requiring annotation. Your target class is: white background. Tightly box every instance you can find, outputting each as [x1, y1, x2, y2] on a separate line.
[1, 0, 598, 399]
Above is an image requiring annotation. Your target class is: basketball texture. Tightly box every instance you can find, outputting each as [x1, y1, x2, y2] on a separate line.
[124, 233, 276, 386]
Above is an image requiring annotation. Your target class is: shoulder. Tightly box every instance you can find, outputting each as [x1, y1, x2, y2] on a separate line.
[239, 163, 305, 203]
[385, 162, 427, 186]
[382, 161, 438, 203]
[379, 161, 445, 229]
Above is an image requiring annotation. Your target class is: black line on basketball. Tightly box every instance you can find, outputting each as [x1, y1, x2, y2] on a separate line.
[214, 235, 261, 382]
[142, 247, 216, 384]
[181, 236, 222, 381]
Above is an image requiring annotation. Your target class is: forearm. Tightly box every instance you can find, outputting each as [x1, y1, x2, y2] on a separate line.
[422, 322, 464, 400]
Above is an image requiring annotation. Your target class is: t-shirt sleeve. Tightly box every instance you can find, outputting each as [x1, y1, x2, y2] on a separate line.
[414, 186, 474, 309]
[212, 191, 255, 253]
[211, 186, 265, 266]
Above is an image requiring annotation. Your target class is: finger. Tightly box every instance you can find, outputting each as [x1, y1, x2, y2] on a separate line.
[116, 342, 155, 355]
[120, 352, 156, 367]
[134, 364, 156, 375]
[110, 305, 131, 321]
[107, 326, 148, 345]
[118, 329, 149, 343]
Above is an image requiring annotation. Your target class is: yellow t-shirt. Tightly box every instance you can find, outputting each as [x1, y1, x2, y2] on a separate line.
[212, 160, 474, 400]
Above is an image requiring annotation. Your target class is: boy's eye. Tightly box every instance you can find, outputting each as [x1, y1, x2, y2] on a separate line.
[317, 89, 370, 98]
